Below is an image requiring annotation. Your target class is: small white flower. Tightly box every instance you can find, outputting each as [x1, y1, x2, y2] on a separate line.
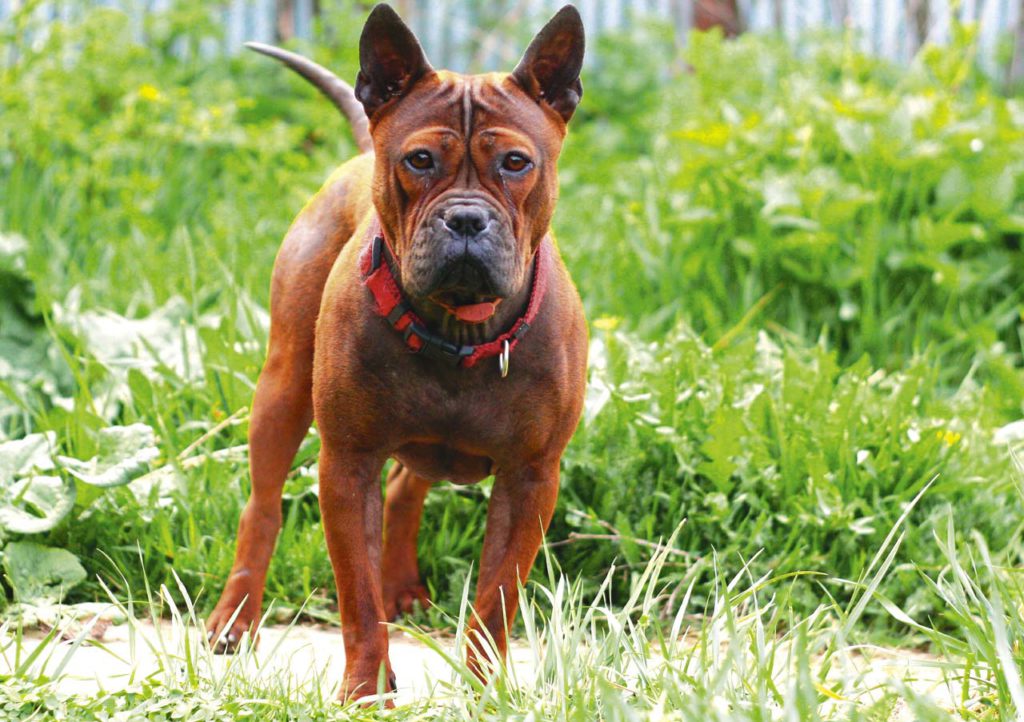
[970, 137, 984, 153]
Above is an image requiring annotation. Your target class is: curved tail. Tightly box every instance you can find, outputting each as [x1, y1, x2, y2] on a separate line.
[245, 42, 372, 153]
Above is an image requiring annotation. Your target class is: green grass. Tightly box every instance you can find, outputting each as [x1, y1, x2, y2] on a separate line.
[1, 1, 1024, 718]
[2, 502, 1023, 720]
[564, 26, 1024, 397]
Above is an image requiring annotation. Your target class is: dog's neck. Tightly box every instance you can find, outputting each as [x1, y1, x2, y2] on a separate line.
[407, 262, 535, 347]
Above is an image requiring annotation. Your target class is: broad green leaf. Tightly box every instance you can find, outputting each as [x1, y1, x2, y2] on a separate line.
[760, 172, 801, 217]
[835, 117, 873, 156]
[2, 541, 87, 605]
[0, 474, 76, 534]
[914, 217, 984, 253]
[972, 167, 1016, 219]
[132, 443, 246, 508]
[53, 296, 205, 382]
[57, 423, 160, 488]
[0, 432, 56, 479]
[698, 406, 745, 493]
[0, 235, 73, 435]
[935, 166, 969, 211]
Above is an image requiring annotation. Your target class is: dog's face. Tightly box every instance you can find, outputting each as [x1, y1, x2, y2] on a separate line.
[355, 4, 584, 314]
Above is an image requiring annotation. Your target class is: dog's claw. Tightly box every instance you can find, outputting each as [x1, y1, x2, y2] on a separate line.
[205, 623, 247, 654]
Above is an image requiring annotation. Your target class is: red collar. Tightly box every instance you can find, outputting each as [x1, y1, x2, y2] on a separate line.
[358, 219, 549, 371]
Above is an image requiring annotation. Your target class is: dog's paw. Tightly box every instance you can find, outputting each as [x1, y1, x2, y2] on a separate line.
[383, 582, 430, 621]
[340, 668, 398, 707]
[205, 601, 260, 654]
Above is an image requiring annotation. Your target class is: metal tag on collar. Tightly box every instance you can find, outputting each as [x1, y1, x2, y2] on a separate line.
[499, 339, 510, 378]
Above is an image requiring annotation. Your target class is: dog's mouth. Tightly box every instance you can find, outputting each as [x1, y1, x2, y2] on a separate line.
[429, 290, 502, 324]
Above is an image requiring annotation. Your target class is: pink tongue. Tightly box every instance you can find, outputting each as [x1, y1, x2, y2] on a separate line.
[450, 301, 498, 324]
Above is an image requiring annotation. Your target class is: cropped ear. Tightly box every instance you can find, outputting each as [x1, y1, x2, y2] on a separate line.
[355, 4, 433, 120]
[511, 5, 585, 123]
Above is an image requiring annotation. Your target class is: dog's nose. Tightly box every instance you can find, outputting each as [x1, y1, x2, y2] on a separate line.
[443, 206, 488, 239]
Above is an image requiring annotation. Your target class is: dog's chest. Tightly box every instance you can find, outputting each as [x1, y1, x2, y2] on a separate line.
[380, 370, 539, 483]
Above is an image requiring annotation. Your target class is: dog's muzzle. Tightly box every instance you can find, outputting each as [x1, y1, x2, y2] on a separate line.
[403, 196, 520, 302]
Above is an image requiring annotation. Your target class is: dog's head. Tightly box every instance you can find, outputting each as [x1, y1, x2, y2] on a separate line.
[355, 4, 584, 321]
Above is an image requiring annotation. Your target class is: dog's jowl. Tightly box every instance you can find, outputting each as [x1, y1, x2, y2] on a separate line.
[206, 3, 588, 703]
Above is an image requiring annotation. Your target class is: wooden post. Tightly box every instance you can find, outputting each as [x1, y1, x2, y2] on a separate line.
[694, 0, 742, 36]
[276, 0, 295, 41]
[830, 0, 849, 27]
[906, 0, 930, 55]
[672, 0, 694, 49]
[1011, 0, 1024, 87]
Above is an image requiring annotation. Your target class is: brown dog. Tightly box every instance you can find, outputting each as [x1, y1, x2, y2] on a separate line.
[205, 3, 587, 702]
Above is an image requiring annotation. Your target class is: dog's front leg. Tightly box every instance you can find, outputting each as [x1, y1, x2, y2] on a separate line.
[317, 446, 395, 704]
[467, 458, 561, 679]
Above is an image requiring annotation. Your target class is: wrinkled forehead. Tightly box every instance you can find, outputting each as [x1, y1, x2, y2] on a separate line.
[374, 71, 562, 153]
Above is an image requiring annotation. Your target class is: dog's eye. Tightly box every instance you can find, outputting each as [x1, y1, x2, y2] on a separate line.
[405, 151, 435, 171]
[501, 152, 532, 173]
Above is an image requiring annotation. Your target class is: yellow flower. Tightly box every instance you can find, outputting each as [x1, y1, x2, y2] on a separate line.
[593, 316, 620, 331]
[936, 429, 961, 446]
[138, 84, 162, 102]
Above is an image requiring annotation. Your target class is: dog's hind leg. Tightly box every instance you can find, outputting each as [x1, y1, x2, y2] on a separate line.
[381, 462, 433, 620]
[205, 168, 364, 651]
[205, 334, 314, 652]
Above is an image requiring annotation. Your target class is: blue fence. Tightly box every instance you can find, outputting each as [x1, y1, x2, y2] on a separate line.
[3, 0, 1022, 80]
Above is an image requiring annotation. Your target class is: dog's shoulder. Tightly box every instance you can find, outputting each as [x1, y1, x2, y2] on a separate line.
[314, 152, 375, 222]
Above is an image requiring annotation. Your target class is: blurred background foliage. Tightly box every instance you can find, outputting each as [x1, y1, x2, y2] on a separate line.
[0, 0, 1022, 640]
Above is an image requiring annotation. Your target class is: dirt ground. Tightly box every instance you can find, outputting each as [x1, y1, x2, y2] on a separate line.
[2, 615, 962, 718]
[4, 616, 536, 705]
